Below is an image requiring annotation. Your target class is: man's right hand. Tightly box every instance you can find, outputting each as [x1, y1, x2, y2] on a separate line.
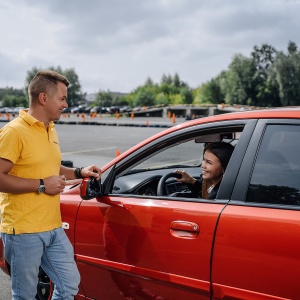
[44, 175, 67, 194]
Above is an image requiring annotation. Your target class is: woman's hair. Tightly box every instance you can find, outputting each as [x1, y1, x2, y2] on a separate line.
[28, 70, 69, 103]
[204, 142, 234, 171]
[201, 142, 234, 199]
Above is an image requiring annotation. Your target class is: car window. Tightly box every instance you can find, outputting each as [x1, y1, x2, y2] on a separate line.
[110, 127, 243, 197]
[132, 139, 204, 170]
[246, 125, 300, 206]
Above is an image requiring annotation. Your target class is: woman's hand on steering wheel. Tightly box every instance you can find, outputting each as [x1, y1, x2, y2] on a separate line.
[157, 172, 182, 196]
[175, 170, 197, 185]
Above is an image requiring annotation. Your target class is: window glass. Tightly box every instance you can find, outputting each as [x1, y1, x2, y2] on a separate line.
[112, 128, 242, 197]
[132, 139, 204, 170]
[246, 125, 300, 205]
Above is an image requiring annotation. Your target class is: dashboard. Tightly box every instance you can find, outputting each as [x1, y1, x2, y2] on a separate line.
[112, 167, 201, 196]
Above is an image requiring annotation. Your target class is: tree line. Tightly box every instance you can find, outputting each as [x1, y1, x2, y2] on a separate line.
[1, 41, 300, 109]
[196, 41, 300, 107]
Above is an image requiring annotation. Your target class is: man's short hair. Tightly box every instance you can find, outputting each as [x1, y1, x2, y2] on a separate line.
[28, 70, 70, 102]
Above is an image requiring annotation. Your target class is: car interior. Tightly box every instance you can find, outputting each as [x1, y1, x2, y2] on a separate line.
[109, 130, 241, 198]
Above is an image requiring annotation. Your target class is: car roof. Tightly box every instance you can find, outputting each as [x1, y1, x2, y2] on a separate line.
[102, 107, 300, 171]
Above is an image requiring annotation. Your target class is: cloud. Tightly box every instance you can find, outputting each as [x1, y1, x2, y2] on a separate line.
[0, 0, 300, 93]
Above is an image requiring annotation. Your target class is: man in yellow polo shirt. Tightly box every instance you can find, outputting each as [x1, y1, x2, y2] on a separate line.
[0, 70, 101, 299]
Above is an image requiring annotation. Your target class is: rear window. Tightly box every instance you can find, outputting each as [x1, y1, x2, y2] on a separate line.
[246, 125, 300, 206]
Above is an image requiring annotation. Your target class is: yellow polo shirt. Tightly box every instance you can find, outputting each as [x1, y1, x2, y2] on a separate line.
[0, 110, 62, 234]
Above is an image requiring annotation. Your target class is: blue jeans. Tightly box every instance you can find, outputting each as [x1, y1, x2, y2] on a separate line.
[2, 227, 80, 300]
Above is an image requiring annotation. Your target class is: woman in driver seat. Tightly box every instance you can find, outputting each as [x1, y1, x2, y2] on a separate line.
[175, 142, 234, 199]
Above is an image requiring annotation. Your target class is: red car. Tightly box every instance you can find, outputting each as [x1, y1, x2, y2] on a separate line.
[1, 107, 300, 299]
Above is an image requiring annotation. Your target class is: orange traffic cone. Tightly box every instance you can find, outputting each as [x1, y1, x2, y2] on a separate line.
[172, 113, 176, 124]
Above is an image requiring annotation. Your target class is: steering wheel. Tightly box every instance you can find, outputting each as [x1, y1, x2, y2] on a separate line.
[157, 172, 182, 196]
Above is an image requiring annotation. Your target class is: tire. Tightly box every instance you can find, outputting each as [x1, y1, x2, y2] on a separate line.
[35, 267, 53, 300]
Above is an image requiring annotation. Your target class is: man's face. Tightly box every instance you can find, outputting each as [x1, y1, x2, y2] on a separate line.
[46, 82, 68, 122]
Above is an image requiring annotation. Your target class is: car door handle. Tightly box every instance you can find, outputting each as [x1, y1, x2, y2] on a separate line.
[170, 221, 200, 238]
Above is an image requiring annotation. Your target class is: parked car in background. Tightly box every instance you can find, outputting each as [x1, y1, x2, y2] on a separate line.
[71, 105, 88, 114]
[90, 106, 102, 114]
[62, 106, 75, 113]
[13, 107, 25, 114]
[119, 106, 131, 113]
[107, 106, 120, 114]
[0, 107, 14, 114]
[1, 107, 300, 299]
[84, 106, 92, 114]
[90, 106, 110, 114]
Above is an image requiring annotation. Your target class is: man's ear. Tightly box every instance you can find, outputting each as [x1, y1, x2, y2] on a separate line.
[38, 93, 47, 105]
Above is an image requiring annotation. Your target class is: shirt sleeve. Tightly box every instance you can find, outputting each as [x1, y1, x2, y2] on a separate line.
[187, 176, 203, 198]
[0, 126, 21, 164]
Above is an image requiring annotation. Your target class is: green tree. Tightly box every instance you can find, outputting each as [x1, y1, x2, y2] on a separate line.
[221, 54, 257, 105]
[161, 73, 173, 85]
[119, 93, 134, 107]
[173, 73, 181, 88]
[145, 77, 154, 87]
[251, 44, 279, 106]
[159, 83, 174, 99]
[24, 66, 40, 98]
[169, 94, 182, 104]
[288, 41, 297, 55]
[114, 95, 129, 106]
[155, 92, 169, 105]
[173, 73, 189, 89]
[63, 68, 86, 106]
[180, 88, 194, 104]
[252, 44, 277, 72]
[273, 42, 300, 106]
[24, 66, 85, 106]
[133, 87, 156, 107]
[198, 75, 225, 104]
[125, 73, 192, 106]
[0, 87, 28, 107]
[95, 90, 113, 107]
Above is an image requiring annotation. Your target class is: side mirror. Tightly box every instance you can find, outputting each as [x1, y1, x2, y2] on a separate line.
[80, 177, 102, 200]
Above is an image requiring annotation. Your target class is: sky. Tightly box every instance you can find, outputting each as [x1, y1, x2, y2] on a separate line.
[0, 0, 300, 94]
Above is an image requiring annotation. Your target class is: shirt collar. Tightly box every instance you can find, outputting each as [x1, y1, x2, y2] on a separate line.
[19, 109, 55, 129]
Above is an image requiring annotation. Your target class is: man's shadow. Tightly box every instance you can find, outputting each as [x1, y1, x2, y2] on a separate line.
[103, 203, 165, 300]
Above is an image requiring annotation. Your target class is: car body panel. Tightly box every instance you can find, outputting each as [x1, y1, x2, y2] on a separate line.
[0, 238, 9, 275]
[212, 204, 300, 300]
[73, 196, 227, 299]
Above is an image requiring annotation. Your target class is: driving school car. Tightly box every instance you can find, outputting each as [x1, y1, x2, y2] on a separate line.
[1, 107, 300, 300]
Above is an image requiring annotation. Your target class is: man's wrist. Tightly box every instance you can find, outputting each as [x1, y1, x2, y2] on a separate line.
[37, 179, 46, 194]
[74, 167, 84, 179]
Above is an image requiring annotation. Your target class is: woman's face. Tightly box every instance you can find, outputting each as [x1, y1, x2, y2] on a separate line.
[201, 150, 224, 184]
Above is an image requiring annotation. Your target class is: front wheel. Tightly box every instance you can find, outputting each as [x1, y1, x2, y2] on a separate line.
[35, 267, 53, 300]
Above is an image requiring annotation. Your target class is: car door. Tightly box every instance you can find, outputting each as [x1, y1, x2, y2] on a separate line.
[212, 119, 300, 299]
[74, 120, 255, 300]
